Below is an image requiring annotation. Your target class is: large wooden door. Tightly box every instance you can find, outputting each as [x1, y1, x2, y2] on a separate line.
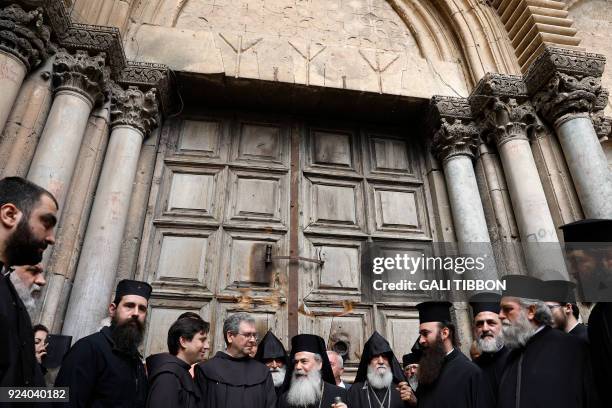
[138, 112, 435, 371]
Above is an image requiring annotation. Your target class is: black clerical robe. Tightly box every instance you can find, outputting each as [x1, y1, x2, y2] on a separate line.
[474, 346, 509, 405]
[498, 325, 597, 408]
[416, 349, 493, 408]
[588, 302, 611, 408]
[195, 351, 276, 408]
[278, 381, 347, 408]
[54, 326, 148, 408]
[348, 381, 408, 407]
[146, 353, 199, 408]
[569, 322, 589, 343]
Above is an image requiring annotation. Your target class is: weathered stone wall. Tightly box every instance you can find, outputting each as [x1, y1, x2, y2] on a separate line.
[122, 0, 476, 98]
[565, 0, 612, 163]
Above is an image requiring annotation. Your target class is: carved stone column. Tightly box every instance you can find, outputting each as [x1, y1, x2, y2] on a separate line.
[429, 96, 498, 285]
[526, 47, 612, 219]
[63, 84, 158, 341]
[27, 49, 106, 214]
[470, 73, 568, 280]
[0, 4, 52, 134]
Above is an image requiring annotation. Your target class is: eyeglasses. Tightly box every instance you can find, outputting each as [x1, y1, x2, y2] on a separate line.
[547, 304, 562, 310]
[234, 332, 258, 341]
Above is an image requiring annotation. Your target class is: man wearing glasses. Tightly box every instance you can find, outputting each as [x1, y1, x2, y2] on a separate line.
[195, 312, 276, 407]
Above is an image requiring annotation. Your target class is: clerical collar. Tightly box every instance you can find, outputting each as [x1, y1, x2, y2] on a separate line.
[534, 325, 546, 335]
[445, 348, 454, 356]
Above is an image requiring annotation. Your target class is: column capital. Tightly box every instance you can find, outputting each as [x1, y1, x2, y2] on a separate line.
[469, 73, 539, 147]
[110, 83, 159, 138]
[525, 46, 607, 125]
[429, 96, 479, 162]
[52, 49, 107, 106]
[0, 3, 53, 71]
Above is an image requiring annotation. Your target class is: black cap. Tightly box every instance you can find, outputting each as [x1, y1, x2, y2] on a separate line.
[114, 279, 152, 304]
[542, 280, 577, 304]
[416, 301, 452, 323]
[402, 353, 420, 366]
[560, 219, 612, 242]
[469, 292, 501, 316]
[254, 330, 287, 362]
[501, 275, 544, 300]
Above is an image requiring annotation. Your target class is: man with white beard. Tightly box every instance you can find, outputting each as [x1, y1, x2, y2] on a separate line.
[8, 263, 45, 317]
[497, 275, 598, 408]
[468, 292, 509, 405]
[348, 332, 416, 407]
[254, 330, 288, 397]
[277, 334, 347, 408]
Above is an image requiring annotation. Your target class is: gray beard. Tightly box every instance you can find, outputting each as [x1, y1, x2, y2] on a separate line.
[408, 376, 418, 391]
[367, 365, 393, 389]
[287, 369, 322, 407]
[270, 366, 286, 387]
[502, 310, 536, 349]
[9, 272, 38, 318]
[476, 334, 504, 353]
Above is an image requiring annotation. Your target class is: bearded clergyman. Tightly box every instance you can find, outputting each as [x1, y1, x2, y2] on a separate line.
[55, 280, 151, 407]
[277, 334, 347, 408]
[468, 292, 508, 405]
[254, 330, 288, 397]
[348, 331, 416, 407]
[497, 275, 599, 408]
[414, 301, 493, 408]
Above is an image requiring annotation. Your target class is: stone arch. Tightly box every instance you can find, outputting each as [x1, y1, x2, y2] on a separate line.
[126, 0, 519, 96]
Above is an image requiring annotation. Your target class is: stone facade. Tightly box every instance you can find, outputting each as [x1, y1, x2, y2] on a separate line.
[0, 0, 610, 373]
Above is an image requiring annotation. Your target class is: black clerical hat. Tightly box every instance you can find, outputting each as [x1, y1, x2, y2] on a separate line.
[114, 279, 152, 303]
[354, 331, 406, 384]
[542, 280, 577, 304]
[560, 219, 612, 242]
[416, 301, 452, 323]
[501, 275, 544, 300]
[469, 292, 501, 316]
[254, 330, 287, 363]
[402, 353, 420, 366]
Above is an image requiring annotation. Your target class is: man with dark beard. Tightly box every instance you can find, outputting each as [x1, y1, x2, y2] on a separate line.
[195, 312, 276, 408]
[560, 219, 612, 408]
[54, 280, 151, 407]
[254, 330, 288, 396]
[497, 275, 598, 408]
[414, 301, 492, 408]
[278, 334, 347, 408]
[468, 292, 509, 405]
[0, 177, 57, 389]
[348, 331, 416, 407]
[542, 280, 588, 342]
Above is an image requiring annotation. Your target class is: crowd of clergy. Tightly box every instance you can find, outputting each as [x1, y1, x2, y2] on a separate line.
[1, 176, 611, 408]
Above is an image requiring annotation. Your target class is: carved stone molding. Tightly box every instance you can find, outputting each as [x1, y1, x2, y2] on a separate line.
[118, 61, 174, 118]
[52, 49, 107, 106]
[110, 83, 159, 138]
[469, 73, 539, 147]
[0, 3, 52, 71]
[591, 88, 611, 141]
[525, 46, 607, 124]
[429, 96, 479, 162]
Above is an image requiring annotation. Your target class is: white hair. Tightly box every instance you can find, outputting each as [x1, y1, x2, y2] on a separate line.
[367, 364, 393, 389]
[327, 350, 343, 368]
[270, 366, 286, 387]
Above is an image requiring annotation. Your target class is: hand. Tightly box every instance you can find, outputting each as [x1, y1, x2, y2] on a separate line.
[35, 350, 47, 364]
[331, 403, 347, 408]
[396, 381, 417, 406]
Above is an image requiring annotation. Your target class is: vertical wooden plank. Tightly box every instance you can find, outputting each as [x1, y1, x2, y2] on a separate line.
[289, 123, 300, 339]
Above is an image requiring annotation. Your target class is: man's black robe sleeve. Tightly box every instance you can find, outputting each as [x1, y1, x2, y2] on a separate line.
[264, 373, 277, 408]
[54, 340, 97, 407]
[146, 372, 182, 408]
